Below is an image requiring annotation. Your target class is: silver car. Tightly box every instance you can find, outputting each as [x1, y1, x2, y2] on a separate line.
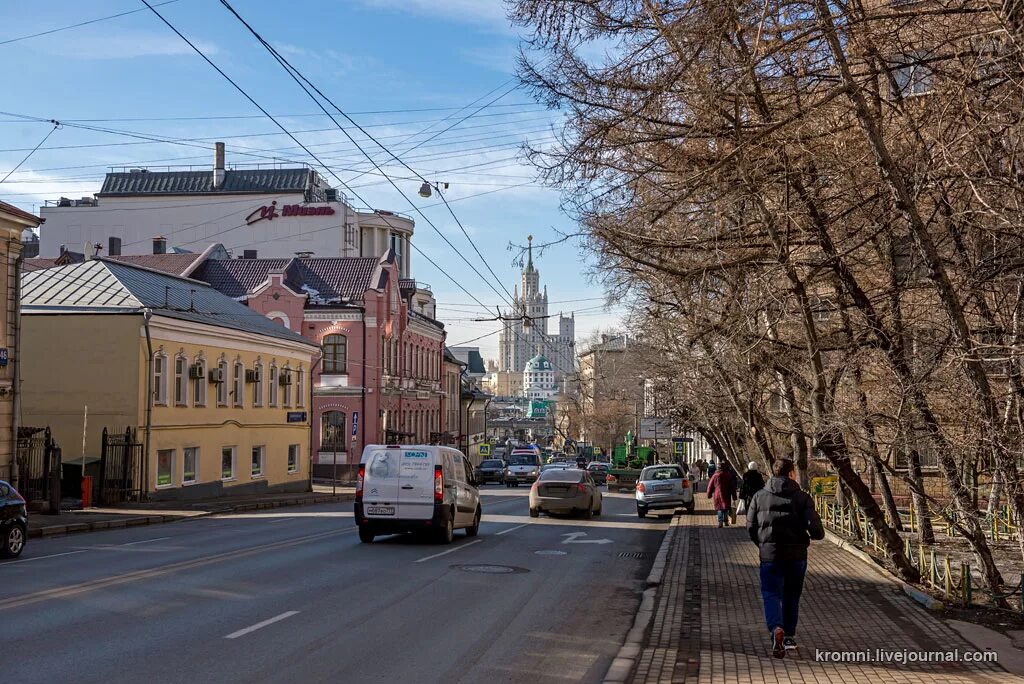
[636, 465, 694, 518]
[529, 468, 602, 518]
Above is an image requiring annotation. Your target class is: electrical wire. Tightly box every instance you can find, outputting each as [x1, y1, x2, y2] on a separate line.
[0, 120, 60, 184]
[0, 0, 182, 46]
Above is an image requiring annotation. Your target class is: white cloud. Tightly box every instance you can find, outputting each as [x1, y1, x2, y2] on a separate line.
[39, 32, 219, 60]
[354, 0, 514, 32]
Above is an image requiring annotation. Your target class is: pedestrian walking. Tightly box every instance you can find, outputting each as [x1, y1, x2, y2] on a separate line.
[738, 461, 766, 514]
[707, 460, 717, 478]
[705, 461, 737, 527]
[746, 458, 825, 659]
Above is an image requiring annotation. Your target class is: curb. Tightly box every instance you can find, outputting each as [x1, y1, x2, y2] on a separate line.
[823, 529, 945, 611]
[604, 515, 681, 683]
[27, 493, 354, 540]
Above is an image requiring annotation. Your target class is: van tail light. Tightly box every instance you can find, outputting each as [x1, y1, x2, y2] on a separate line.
[434, 465, 444, 503]
[637, 482, 646, 493]
[680, 479, 690, 489]
[355, 464, 365, 502]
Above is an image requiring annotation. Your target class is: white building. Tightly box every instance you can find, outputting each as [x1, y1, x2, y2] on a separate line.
[498, 236, 575, 379]
[37, 143, 414, 275]
[523, 354, 557, 400]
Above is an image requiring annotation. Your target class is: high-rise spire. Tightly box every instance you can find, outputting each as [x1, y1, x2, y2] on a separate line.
[526, 234, 534, 272]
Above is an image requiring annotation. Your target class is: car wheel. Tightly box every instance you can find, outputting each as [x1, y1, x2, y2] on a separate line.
[437, 513, 455, 544]
[583, 502, 593, 520]
[1, 524, 25, 558]
[637, 507, 647, 519]
[358, 527, 375, 544]
[529, 507, 540, 518]
[465, 507, 481, 537]
[595, 500, 602, 516]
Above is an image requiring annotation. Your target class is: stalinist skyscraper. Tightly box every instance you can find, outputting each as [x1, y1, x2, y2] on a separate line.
[498, 235, 576, 379]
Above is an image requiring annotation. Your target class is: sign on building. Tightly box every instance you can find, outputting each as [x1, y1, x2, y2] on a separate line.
[640, 417, 672, 440]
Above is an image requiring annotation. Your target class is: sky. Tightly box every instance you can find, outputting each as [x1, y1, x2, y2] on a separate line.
[0, 0, 626, 360]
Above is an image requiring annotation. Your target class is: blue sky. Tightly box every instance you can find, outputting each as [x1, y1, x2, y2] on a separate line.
[0, 0, 625, 359]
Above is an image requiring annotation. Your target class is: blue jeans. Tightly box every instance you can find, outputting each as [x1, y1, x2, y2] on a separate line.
[716, 509, 728, 524]
[759, 559, 807, 636]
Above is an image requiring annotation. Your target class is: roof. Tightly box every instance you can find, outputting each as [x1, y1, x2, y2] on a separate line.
[193, 256, 379, 305]
[106, 253, 205, 276]
[20, 260, 314, 346]
[24, 253, 86, 272]
[525, 354, 553, 372]
[0, 201, 43, 226]
[399, 278, 417, 299]
[97, 168, 316, 196]
[450, 346, 486, 374]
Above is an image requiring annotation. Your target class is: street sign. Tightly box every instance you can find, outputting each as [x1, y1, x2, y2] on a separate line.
[286, 411, 307, 423]
[673, 441, 685, 455]
[640, 417, 672, 439]
[812, 476, 838, 496]
[351, 411, 359, 436]
[479, 443, 491, 456]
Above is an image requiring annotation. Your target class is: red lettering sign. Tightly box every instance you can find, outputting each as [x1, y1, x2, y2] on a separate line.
[246, 201, 336, 225]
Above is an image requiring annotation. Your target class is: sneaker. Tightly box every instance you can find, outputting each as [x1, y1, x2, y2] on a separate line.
[771, 628, 786, 659]
[783, 636, 797, 650]
[718, 521, 724, 528]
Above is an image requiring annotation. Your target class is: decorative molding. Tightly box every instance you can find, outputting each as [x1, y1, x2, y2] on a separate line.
[303, 312, 362, 322]
[364, 316, 377, 327]
[265, 311, 290, 328]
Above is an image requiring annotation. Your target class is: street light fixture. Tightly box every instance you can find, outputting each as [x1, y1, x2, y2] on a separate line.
[417, 180, 449, 198]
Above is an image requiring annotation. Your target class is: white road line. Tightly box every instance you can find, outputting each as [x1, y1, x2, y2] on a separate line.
[224, 611, 300, 639]
[496, 523, 529, 536]
[267, 518, 293, 524]
[413, 539, 483, 563]
[2, 550, 87, 566]
[121, 536, 171, 546]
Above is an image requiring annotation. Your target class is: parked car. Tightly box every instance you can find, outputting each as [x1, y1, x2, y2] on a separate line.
[475, 459, 507, 485]
[586, 461, 610, 485]
[529, 468, 602, 519]
[635, 465, 694, 518]
[355, 445, 481, 544]
[505, 449, 542, 487]
[540, 462, 574, 473]
[0, 480, 28, 558]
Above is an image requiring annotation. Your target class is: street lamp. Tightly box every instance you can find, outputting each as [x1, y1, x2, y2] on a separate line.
[418, 181, 449, 198]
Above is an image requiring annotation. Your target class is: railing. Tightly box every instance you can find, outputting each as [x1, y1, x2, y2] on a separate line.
[815, 495, 1024, 610]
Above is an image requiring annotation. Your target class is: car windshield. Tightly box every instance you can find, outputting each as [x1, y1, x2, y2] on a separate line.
[643, 466, 683, 481]
[588, 463, 608, 470]
[480, 460, 503, 468]
[539, 469, 584, 483]
[508, 453, 539, 465]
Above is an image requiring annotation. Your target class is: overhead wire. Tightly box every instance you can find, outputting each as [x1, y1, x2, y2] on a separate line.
[0, 0, 182, 46]
[0, 120, 60, 185]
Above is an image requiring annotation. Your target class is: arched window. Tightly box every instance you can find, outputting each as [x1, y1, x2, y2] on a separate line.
[153, 352, 169, 405]
[174, 354, 188, 406]
[269, 362, 278, 407]
[192, 356, 207, 407]
[282, 364, 292, 407]
[323, 334, 347, 374]
[253, 360, 264, 407]
[321, 411, 346, 450]
[232, 360, 244, 408]
[216, 359, 228, 406]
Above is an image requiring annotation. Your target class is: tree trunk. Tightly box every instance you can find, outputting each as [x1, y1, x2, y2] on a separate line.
[906, 449, 935, 545]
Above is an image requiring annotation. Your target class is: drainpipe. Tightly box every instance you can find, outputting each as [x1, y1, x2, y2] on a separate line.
[142, 310, 154, 500]
[10, 239, 22, 489]
[308, 350, 323, 493]
[361, 305, 367, 467]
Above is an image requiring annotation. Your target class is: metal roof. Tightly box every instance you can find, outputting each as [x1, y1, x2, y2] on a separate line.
[98, 168, 314, 196]
[193, 257, 379, 304]
[21, 260, 314, 346]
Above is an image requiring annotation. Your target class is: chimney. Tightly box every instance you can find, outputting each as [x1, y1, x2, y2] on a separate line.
[108, 236, 122, 256]
[295, 251, 314, 259]
[153, 236, 167, 255]
[213, 142, 226, 189]
[242, 249, 257, 259]
[59, 244, 66, 255]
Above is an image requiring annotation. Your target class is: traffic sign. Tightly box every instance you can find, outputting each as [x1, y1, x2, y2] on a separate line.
[479, 443, 491, 456]
[351, 411, 359, 437]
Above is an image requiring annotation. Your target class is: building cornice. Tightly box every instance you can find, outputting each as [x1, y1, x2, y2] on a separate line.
[146, 314, 317, 357]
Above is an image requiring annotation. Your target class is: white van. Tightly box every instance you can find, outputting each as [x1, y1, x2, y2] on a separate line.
[356, 445, 482, 544]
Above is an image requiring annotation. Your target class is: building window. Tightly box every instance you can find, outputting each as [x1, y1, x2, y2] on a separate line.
[321, 411, 346, 450]
[288, 444, 300, 473]
[233, 361, 244, 408]
[193, 357, 207, 406]
[269, 363, 278, 407]
[183, 447, 199, 484]
[390, 232, 404, 273]
[157, 449, 175, 488]
[296, 367, 305, 407]
[217, 360, 228, 406]
[153, 353, 168, 405]
[253, 361, 264, 407]
[221, 447, 236, 480]
[282, 364, 292, 407]
[323, 334, 348, 374]
[890, 51, 934, 98]
[174, 355, 187, 406]
[251, 445, 265, 478]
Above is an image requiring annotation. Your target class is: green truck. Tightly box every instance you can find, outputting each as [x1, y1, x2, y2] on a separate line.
[605, 432, 658, 492]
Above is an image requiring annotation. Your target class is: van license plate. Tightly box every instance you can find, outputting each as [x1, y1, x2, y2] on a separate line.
[366, 506, 395, 515]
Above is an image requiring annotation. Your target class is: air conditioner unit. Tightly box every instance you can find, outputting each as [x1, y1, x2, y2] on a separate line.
[279, 373, 293, 386]
[188, 364, 204, 379]
[208, 368, 225, 384]
[245, 368, 262, 383]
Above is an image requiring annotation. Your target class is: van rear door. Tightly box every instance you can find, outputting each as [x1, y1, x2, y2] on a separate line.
[397, 448, 436, 520]
[362, 447, 401, 519]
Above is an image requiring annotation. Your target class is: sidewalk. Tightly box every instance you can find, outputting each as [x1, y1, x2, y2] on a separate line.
[620, 495, 1019, 683]
[28, 487, 355, 538]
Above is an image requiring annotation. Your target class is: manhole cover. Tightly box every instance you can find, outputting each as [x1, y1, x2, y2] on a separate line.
[619, 551, 651, 559]
[453, 564, 529, 574]
[535, 550, 568, 556]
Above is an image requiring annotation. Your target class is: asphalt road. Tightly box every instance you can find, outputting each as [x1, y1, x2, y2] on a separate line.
[1, 487, 668, 684]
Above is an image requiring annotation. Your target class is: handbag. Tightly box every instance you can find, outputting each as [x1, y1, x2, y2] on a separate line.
[736, 499, 747, 516]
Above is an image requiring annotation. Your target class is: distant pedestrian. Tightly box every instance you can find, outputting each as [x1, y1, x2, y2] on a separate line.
[707, 460, 717, 479]
[746, 458, 825, 659]
[696, 459, 707, 480]
[738, 461, 766, 512]
[706, 461, 737, 528]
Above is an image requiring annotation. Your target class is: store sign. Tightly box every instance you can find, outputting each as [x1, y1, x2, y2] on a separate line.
[287, 411, 307, 423]
[0, 348, 7, 367]
[246, 200, 336, 225]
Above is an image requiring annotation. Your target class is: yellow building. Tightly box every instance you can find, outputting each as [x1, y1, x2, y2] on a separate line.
[20, 259, 318, 501]
[0, 202, 39, 484]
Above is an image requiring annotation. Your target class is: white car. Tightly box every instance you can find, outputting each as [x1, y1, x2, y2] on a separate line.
[356, 445, 481, 544]
[504, 449, 542, 486]
[635, 465, 695, 518]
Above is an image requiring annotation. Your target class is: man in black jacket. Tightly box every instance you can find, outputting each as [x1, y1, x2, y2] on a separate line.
[746, 458, 825, 659]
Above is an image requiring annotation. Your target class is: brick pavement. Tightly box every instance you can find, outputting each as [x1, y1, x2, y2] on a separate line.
[630, 493, 1016, 683]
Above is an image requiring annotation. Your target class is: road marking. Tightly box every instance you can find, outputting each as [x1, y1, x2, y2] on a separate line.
[267, 518, 293, 524]
[496, 523, 529, 536]
[562, 532, 613, 545]
[1, 550, 87, 566]
[224, 611, 299, 639]
[414, 539, 483, 563]
[121, 536, 171, 546]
